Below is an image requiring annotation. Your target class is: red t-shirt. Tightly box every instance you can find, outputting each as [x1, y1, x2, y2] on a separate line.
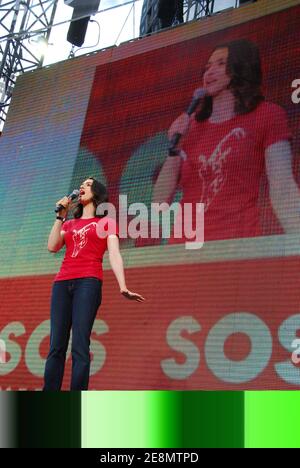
[170, 101, 291, 243]
[54, 217, 118, 282]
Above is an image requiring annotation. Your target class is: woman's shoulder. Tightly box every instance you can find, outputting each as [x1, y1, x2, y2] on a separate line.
[64, 217, 79, 226]
[254, 100, 291, 144]
[63, 217, 84, 229]
[61, 219, 72, 232]
[254, 100, 288, 119]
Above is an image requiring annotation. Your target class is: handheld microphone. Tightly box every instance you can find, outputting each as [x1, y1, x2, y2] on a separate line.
[169, 88, 206, 156]
[186, 87, 207, 116]
[54, 189, 80, 213]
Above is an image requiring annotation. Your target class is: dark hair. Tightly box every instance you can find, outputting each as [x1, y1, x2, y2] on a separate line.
[196, 39, 265, 122]
[73, 177, 109, 219]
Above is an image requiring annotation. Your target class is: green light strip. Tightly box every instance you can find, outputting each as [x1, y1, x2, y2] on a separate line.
[245, 391, 300, 448]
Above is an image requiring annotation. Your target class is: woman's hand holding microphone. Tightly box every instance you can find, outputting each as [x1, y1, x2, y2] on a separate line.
[168, 113, 193, 156]
[168, 88, 206, 155]
[54, 189, 80, 220]
[48, 196, 72, 252]
[168, 112, 191, 142]
[55, 196, 71, 220]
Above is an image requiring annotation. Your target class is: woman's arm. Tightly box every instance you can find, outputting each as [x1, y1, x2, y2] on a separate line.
[47, 196, 70, 253]
[152, 156, 182, 206]
[107, 235, 145, 302]
[152, 113, 190, 205]
[47, 220, 66, 253]
[265, 140, 300, 233]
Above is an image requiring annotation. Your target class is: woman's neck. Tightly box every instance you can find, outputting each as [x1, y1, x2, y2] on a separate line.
[81, 203, 96, 219]
[210, 89, 235, 123]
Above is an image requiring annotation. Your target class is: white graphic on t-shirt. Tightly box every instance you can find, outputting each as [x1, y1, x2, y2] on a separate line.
[71, 222, 98, 258]
[198, 127, 246, 211]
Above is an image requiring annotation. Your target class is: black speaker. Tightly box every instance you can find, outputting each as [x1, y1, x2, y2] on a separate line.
[67, 12, 90, 47]
[66, 0, 100, 47]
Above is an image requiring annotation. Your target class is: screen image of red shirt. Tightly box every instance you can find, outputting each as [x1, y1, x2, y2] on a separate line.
[55, 217, 118, 282]
[169, 101, 291, 243]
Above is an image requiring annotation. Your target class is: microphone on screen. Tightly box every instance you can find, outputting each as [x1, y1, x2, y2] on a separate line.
[54, 189, 80, 213]
[169, 88, 207, 156]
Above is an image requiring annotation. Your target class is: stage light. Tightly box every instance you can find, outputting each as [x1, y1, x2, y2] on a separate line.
[31, 36, 49, 57]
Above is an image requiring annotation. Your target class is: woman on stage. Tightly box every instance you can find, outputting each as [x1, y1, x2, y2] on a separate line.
[153, 39, 300, 242]
[43, 177, 145, 391]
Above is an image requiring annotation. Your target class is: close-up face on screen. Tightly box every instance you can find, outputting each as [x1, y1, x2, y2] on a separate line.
[0, 0, 299, 393]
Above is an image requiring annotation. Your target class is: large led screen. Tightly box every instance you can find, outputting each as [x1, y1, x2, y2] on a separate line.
[0, 1, 300, 390]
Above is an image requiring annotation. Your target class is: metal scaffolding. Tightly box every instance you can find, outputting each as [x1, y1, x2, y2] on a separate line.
[184, 0, 215, 22]
[0, 0, 59, 127]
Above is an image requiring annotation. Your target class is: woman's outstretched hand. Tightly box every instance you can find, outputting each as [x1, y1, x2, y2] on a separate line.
[120, 288, 146, 302]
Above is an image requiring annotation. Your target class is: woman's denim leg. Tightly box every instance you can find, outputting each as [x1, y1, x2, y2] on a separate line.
[70, 278, 102, 390]
[43, 281, 72, 390]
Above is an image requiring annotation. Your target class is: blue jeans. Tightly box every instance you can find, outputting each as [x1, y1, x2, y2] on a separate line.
[43, 277, 102, 391]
